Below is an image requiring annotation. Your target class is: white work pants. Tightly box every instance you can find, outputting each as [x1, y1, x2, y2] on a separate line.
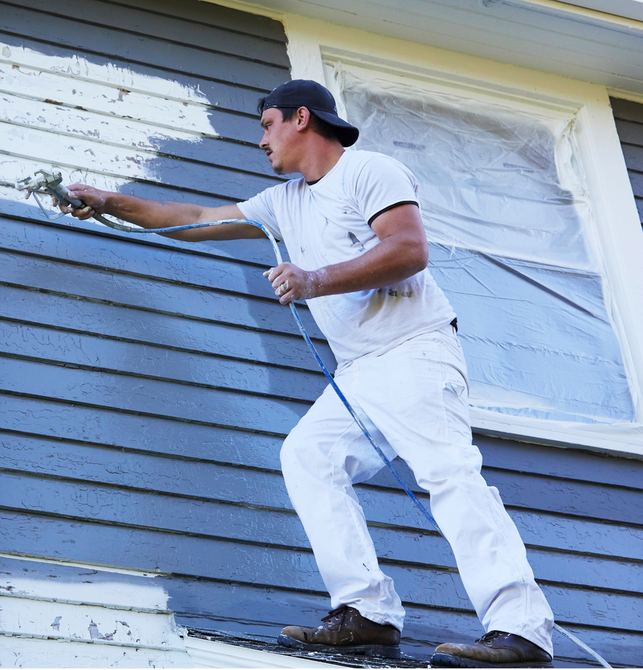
[280, 327, 554, 656]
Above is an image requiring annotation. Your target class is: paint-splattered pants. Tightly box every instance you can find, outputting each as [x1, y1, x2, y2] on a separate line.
[280, 325, 554, 656]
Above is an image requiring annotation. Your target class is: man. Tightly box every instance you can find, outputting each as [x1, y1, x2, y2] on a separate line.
[62, 79, 554, 668]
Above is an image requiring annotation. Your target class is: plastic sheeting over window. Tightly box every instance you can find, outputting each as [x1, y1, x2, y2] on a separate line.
[337, 65, 636, 425]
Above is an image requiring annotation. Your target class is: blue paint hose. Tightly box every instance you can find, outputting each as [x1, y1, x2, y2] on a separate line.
[24, 181, 611, 668]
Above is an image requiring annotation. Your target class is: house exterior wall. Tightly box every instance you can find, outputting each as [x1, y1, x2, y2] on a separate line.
[611, 97, 643, 225]
[1, 0, 642, 667]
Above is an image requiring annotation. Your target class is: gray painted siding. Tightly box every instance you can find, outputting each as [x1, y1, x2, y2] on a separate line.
[2, 416, 643, 666]
[1, 1, 642, 667]
[611, 97, 643, 225]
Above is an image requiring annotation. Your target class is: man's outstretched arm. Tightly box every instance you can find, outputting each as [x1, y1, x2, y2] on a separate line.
[61, 184, 266, 242]
[265, 203, 428, 304]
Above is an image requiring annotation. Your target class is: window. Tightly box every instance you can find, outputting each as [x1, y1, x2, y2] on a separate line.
[322, 61, 642, 449]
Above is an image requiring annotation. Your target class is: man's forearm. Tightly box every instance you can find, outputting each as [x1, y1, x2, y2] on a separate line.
[316, 234, 428, 296]
[266, 232, 428, 304]
[102, 193, 202, 231]
[64, 185, 262, 242]
[105, 193, 254, 242]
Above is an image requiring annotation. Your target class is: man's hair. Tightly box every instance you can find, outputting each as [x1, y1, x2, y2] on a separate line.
[257, 100, 340, 143]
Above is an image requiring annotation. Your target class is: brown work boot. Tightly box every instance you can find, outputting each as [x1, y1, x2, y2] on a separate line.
[277, 605, 401, 658]
[431, 630, 553, 668]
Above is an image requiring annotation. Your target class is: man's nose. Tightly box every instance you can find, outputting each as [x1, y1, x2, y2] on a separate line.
[259, 134, 268, 149]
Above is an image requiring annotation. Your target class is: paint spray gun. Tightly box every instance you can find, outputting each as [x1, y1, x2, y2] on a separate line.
[16, 169, 132, 231]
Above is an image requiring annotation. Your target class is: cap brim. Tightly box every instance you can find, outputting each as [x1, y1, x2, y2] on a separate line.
[311, 109, 359, 147]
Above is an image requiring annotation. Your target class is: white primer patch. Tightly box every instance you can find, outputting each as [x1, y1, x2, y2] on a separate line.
[1, 43, 218, 197]
[0, 43, 215, 109]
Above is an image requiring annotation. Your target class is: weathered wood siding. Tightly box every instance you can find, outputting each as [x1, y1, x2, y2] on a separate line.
[1, 1, 642, 667]
[0, 555, 196, 667]
[611, 97, 643, 225]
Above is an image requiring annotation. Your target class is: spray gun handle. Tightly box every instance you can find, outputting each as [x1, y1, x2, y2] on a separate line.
[51, 184, 84, 210]
[38, 172, 85, 210]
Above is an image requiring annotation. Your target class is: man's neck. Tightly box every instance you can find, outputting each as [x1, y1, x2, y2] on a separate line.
[298, 141, 345, 183]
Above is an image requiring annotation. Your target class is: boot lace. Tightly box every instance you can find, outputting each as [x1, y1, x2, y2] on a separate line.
[321, 605, 351, 628]
[476, 631, 506, 646]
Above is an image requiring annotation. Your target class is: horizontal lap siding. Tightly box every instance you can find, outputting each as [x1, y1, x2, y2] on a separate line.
[2, 409, 643, 665]
[0, 0, 319, 659]
[1, 2, 642, 667]
[0, 0, 303, 509]
[611, 97, 643, 225]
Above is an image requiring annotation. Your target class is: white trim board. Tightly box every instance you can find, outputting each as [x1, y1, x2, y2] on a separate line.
[205, 0, 643, 27]
[207, 0, 643, 96]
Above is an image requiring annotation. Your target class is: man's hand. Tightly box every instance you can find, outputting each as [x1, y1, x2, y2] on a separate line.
[54, 183, 108, 220]
[263, 263, 328, 305]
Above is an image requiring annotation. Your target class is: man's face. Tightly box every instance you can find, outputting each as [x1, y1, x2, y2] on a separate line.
[259, 108, 299, 175]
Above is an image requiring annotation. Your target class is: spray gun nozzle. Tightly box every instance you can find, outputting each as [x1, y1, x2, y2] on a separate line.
[15, 170, 64, 202]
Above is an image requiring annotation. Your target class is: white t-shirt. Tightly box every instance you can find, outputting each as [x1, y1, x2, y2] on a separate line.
[238, 150, 456, 369]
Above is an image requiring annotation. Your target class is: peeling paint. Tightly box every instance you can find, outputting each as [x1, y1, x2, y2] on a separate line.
[88, 620, 117, 640]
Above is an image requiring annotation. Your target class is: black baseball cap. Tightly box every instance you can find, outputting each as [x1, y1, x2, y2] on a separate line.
[260, 79, 359, 147]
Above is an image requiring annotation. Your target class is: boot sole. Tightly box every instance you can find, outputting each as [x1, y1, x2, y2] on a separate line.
[430, 651, 553, 668]
[278, 633, 401, 659]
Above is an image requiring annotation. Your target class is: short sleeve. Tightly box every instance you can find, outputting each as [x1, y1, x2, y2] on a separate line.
[237, 187, 283, 241]
[354, 154, 420, 226]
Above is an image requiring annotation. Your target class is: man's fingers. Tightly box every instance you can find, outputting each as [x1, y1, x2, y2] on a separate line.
[64, 185, 108, 213]
[262, 264, 300, 304]
[263, 265, 289, 285]
[52, 193, 93, 218]
[76, 205, 94, 220]
[263, 267, 280, 282]
[275, 281, 289, 299]
[53, 196, 71, 214]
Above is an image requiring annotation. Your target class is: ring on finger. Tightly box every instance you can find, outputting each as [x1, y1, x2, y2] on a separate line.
[278, 281, 289, 295]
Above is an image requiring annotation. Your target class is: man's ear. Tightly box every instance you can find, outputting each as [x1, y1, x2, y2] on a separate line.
[295, 106, 312, 132]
